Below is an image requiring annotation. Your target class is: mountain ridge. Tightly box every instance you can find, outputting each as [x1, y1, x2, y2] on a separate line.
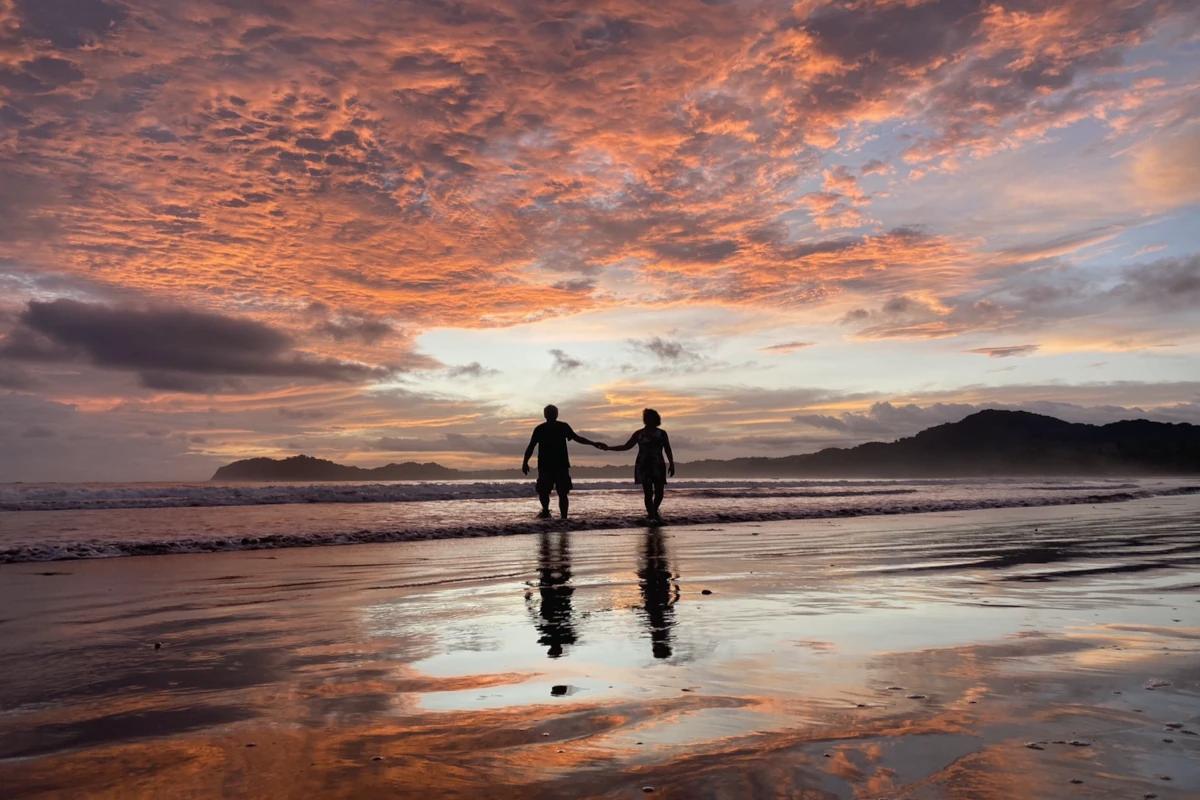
[210, 409, 1200, 481]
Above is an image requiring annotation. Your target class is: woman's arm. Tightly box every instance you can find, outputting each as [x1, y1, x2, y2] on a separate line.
[663, 430, 675, 476]
[607, 432, 639, 452]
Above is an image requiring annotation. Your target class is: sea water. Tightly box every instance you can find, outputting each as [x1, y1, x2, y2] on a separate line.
[1, 476, 1196, 562]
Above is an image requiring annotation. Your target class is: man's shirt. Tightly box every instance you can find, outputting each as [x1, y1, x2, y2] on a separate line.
[530, 420, 578, 470]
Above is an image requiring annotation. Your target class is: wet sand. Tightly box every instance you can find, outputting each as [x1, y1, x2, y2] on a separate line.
[1, 496, 1198, 798]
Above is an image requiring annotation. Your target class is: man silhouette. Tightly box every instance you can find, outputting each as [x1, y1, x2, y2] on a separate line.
[522, 404, 603, 519]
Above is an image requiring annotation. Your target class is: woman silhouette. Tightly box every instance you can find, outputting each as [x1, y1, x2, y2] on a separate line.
[605, 408, 675, 521]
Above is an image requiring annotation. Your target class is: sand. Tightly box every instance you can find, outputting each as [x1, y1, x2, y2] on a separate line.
[1, 495, 1198, 798]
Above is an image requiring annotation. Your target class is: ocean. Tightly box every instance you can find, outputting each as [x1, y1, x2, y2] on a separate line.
[1, 476, 1196, 563]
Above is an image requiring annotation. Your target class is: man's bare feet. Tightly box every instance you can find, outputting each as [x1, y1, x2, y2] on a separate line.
[537, 509, 551, 519]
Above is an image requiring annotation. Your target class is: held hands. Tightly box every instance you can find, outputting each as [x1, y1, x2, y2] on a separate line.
[594, 442, 609, 450]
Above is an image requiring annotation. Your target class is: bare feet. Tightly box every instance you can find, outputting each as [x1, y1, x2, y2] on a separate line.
[537, 509, 551, 519]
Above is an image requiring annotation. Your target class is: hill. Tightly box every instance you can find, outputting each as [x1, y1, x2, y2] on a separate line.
[211, 455, 463, 482]
[210, 410, 1200, 481]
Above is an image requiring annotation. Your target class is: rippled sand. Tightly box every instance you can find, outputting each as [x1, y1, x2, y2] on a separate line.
[2, 496, 1198, 798]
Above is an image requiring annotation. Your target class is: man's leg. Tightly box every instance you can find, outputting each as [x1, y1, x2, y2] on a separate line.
[536, 475, 552, 517]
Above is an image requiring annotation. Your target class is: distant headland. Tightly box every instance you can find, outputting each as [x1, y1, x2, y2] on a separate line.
[211, 410, 1200, 481]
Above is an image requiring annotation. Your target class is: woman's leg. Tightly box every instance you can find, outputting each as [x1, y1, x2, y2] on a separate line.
[652, 480, 666, 516]
[642, 480, 655, 517]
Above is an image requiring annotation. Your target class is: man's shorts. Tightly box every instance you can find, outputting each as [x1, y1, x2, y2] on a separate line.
[536, 467, 573, 494]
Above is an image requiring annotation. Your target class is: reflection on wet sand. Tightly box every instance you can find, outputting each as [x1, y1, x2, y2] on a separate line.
[527, 531, 578, 658]
[1, 498, 1198, 798]
[638, 528, 680, 660]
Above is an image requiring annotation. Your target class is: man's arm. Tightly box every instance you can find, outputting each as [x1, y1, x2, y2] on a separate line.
[522, 430, 538, 475]
[663, 430, 675, 477]
[566, 424, 603, 448]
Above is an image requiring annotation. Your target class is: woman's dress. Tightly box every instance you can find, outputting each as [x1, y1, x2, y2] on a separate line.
[633, 428, 668, 485]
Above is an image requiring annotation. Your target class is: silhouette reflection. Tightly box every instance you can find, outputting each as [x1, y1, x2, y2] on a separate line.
[526, 531, 577, 658]
[637, 528, 679, 659]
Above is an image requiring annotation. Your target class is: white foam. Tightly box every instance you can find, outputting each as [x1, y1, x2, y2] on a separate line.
[1, 482, 1194, 563]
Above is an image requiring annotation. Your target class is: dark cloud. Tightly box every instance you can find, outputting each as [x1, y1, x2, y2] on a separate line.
[650, 238, 740, 264]
[446, 362, 497, 378]
[278, 407, 327, 420]
[14, 0, 128, 49]
[860, 159, 890, 175]
[21, 424, 55, 438]
[630, 337, 700, 362]
[0, 362, 36, 389]
[137, 371, 246, 394]
[1111, 254, 1200, 312]
[316, 316, 394, 344]
[549, 348, 583, 372]
[761, 341, 814, 354]
[968, 344, 1039, 358]
[551, 277, 597, 293]
[0, 56, 85, 93]
[0, 300, 389, 390]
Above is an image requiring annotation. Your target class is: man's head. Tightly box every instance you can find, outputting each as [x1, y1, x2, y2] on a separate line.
[544, 404, 559, 421]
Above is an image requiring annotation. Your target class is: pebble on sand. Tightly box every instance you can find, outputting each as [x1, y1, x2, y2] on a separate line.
[551, 685, 569, 696]
[701, 589, 713, 595]
[642, 786, 655, 793]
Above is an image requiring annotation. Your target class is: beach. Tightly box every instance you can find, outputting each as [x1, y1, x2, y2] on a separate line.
[2, 495, 1198, 798]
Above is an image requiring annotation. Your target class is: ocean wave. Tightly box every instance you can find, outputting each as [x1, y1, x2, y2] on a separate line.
[3, 485, 1196, 563]
[0, 479, 948, 511]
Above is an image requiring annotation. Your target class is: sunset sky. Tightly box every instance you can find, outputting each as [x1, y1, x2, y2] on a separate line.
[1, 0, 1198, 480]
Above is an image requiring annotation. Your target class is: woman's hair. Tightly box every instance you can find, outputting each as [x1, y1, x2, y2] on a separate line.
[642, 408, 661, 427]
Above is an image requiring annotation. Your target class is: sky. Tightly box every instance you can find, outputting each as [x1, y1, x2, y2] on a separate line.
[0, 0, 1198, 481]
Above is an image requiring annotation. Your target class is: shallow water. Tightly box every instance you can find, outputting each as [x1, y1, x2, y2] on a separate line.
[1, 496, 1198, 798]
[1, 476, 1196, 562]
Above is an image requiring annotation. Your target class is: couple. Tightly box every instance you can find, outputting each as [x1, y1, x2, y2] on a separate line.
[521, 404, 675, 522]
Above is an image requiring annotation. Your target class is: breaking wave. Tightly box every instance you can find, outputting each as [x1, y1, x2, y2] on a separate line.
[0, 479, 945, 510]
[1, 483, 1195, 563]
